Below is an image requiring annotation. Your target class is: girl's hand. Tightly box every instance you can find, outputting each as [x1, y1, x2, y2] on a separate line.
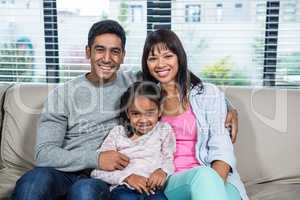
[147, 168, 167, 190]
[124, 174, 150, 195]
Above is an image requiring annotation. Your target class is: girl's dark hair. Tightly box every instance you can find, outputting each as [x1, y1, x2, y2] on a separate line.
[142, 29, 203, 102]
[119, 81, 162, 136]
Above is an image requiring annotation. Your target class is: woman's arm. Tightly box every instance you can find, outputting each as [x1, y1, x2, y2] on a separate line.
[160, 123, 176, 176]
[202, 84, 236, 180]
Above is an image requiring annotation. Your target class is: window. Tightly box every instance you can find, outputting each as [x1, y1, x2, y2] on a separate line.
[185, 5, 201, 22]
[129, 5, 143, 23]
[216, 3, 223, 22]
[232, 1, 249, 21]
[0, 0, 45, 82]
[276, 1, 300, 87]
[235, 3, 243, 8]
[0, 0, 14, 6]
[256, 3, 266, 21]
[174, 0, 265, 86]
[1, 0, 299, 88]
[282, 3, 297, 22]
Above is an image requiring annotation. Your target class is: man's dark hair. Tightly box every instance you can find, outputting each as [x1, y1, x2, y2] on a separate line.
[88, 20, 126, 50]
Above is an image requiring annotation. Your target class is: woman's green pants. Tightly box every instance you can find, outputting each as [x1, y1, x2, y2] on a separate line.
[164, 166, 241, 200]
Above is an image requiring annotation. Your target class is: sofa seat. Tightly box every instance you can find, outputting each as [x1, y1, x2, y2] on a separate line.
[246, 183, 300, 200]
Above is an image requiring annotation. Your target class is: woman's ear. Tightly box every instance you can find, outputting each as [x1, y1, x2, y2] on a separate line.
[85, 45, 91, 59]
[158, 109, 162, 118]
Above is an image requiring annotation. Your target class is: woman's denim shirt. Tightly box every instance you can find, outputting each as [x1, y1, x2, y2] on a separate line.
[189, 83, 249, 200]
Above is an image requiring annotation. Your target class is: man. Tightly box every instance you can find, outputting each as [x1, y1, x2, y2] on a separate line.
[12, 20, 238, 200]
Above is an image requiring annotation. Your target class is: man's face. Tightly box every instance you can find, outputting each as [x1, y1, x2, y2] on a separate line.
[86, 33, 125, 83]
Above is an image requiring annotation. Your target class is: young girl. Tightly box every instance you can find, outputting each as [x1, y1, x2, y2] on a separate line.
[91, 81, 176, 200]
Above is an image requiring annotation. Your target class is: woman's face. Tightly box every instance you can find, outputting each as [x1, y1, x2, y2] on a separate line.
[146, 43, 179, 84]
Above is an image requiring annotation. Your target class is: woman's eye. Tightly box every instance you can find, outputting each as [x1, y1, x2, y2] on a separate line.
[147, 57, 156, 61]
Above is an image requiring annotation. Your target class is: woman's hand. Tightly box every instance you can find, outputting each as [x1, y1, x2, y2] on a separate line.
[124, 174, 150, 195]
[212, 160, 231, 182]
[147, 168, 167, 190]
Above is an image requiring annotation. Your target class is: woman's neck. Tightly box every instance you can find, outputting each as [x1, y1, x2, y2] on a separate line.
[161, 82, 179, 96]
[161, 82, 189, 116]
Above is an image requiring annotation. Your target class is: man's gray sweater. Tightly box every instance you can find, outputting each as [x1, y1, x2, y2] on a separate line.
[35, 70, 136, 172]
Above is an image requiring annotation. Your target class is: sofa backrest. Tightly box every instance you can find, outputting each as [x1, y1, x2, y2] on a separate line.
[0, 84, 299, 185]
[221, 87, 300, 185]
[0, 84, 11, 169]
[0, 84, 55, 170]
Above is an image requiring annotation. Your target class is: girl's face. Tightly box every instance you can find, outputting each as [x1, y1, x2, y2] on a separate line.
[146, 43, 179, 84]
[127, 96, 160, 136]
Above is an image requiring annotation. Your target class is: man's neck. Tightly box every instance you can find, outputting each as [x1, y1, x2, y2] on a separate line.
[86, 73, 117, 86]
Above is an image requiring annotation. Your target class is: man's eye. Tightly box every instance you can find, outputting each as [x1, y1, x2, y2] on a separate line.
[95, 48, 104, 52]
[112, 49, 121, 55]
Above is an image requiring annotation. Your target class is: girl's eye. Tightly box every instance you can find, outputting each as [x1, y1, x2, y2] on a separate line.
[131, 112, 140, 116]
[145, 111, 156, 116]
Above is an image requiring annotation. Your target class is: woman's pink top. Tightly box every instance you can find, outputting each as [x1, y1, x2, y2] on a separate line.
[161, 106, 200, 172]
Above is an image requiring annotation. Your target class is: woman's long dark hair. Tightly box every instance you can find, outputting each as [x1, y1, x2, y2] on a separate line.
[119, 81, 162, 136]
[142, 29, 203, 103]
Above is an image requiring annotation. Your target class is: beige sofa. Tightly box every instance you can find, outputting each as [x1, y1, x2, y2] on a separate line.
[0, 83, 299, 199]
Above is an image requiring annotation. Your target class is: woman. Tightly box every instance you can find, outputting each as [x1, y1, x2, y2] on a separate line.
[141, 29, 248, 200]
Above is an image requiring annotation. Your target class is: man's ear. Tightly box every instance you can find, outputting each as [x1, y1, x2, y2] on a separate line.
[85, 45, 91, 59]
[121, 50, 126, 64]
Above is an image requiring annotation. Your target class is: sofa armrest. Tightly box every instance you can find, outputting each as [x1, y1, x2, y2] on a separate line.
[0, 84, 13, 169]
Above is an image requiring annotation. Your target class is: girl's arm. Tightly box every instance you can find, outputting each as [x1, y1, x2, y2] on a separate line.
[92, 126, 132, 184]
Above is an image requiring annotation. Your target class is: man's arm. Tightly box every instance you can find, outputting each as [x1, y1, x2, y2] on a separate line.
[96, 126, 129, 171]
[225, 98, 238, 143]
[35, 87, 98, 172]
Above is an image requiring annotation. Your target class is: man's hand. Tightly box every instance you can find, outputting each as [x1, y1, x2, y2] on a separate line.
[124, 174, 150, 195]
[225, 109, 238, 143]
[147, 168, 167, 190]
[212, 160, 231, 182]
[98, 150, 129, 171]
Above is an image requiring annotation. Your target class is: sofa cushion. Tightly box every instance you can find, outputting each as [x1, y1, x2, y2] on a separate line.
[246, 183, 300, 200]
[0, 84, 55, 170]
[222, 87, 300, 185]
[0, 167, 25, 199]
[0, 84, 12, 169]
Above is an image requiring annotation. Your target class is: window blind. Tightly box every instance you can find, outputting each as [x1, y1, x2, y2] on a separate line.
[0, 0, 299, 88]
